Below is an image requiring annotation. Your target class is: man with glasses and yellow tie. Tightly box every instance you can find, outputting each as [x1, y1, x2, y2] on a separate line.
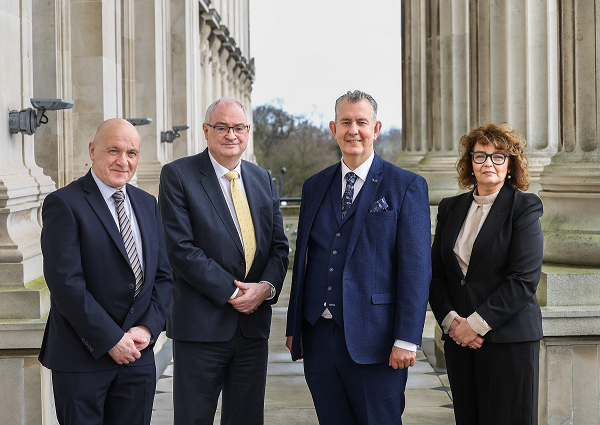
[159, 97, 289, 425]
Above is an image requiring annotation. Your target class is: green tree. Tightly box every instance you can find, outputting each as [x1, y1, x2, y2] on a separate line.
[253, 104, 339, 197]
[374, 126, 402, 163]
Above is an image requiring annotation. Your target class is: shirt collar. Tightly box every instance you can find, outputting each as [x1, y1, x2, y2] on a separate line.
[340, 151, 375, 182]
[473, 188, 501, 206]
[208, 150, 241, 178]
[91, 168, 126, 201]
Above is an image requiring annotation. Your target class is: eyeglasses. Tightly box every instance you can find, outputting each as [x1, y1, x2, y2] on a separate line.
[470, 151, 512, 165]
[205, 123, 249, 135]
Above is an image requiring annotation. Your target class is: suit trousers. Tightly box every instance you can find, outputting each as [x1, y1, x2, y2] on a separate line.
[444, 339, 540, 425]
[52, 364, 156, 425]
[172, 327, 268, 425]
[302, 318, 407, 425]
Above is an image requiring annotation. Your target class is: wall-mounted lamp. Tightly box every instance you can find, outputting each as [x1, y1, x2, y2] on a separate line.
[9, 98, 74, 135]
[126, 118, 153, 126]
[161, 125, 189, 143]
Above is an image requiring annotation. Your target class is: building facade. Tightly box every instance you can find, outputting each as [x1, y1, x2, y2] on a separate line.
[0, 0, 253, 422]
[401, 1, 600, 423]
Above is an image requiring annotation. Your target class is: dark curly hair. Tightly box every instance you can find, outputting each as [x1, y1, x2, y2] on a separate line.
[456, 122, 530, 191]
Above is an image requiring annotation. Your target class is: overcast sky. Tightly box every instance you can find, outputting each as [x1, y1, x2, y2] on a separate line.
[249, 0, 402, 130]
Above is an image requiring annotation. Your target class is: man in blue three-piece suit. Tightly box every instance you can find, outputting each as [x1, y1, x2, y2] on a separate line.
[159, 98, 289, 424]
[286, 91, 432, 424]
[39, 118, 174, 425]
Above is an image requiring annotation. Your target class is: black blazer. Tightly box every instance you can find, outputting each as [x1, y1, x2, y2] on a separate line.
[158, 149, 289, 342]
[429, 182, 544, 343]
[39, 171, 174, 372]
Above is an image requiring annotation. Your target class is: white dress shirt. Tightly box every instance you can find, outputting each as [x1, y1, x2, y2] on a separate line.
[91, 168, 144, 275]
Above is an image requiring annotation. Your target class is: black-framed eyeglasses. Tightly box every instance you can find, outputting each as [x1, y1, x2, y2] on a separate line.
[205, 123, 249, 135]
[470, 151, 512, 165]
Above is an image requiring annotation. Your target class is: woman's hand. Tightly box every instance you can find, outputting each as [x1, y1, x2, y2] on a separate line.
[450, 316, 484, 348]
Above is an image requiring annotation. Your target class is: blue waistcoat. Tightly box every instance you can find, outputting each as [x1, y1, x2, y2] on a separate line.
[303, 179, 362, 328]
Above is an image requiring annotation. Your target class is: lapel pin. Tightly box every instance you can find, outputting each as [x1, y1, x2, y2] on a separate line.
[372, 179, 378, 183]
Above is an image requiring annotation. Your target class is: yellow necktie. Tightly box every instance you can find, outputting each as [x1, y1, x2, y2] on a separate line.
[225, 171, 256, 277]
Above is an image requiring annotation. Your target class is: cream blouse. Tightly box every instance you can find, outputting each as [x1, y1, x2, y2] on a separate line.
[441, 189, 500, 336]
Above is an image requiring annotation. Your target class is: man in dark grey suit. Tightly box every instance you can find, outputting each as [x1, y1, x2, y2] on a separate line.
[158, 98, 289, 425]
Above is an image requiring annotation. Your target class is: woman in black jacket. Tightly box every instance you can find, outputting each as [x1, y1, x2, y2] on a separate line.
[429, 122, 543, 425]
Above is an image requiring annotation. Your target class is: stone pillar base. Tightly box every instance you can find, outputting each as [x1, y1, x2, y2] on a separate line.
[0, 319, 52, 424]
[538, 265, 600, 424]
[539, 336, 600, 424]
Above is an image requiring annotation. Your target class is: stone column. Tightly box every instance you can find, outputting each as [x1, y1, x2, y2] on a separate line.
[0, 0, 55, 422]
[199, 21, 213, 122]
[71, 0, 123, 179]
[33, 0, 73, 188]
[398, 0, 427, 173]
[219, 45, 231, 99]
[133, 0, 172, 196]
[536, 0, 600, 423]
[469, 0, 558, 194]
[170, 0, 205, 160]
[210, 35, 222, 100]
[417, 0, 470, 205]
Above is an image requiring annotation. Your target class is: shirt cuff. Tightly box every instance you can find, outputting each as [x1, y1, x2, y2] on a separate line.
[230, 287, 239, 299]
[393, 340, 417, 352]
[467, 312, 492, 336]
[441, 311, 459, 334]
[261, 281, 276, 300]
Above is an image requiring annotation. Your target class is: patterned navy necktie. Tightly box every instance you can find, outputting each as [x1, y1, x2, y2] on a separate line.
[341, 172, 357, 219]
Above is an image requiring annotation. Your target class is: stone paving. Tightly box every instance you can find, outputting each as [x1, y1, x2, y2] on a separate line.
[151, 274, 456, 424]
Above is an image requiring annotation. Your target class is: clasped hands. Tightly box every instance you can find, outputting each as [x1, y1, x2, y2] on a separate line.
[227, 280, 271, 314]
[449, 316, 484, 349]
[108, 325, 152, 365]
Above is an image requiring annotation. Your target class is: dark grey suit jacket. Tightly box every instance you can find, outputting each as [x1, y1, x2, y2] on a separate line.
[158, 148, 289, 342]
[429, 182, 544, 343]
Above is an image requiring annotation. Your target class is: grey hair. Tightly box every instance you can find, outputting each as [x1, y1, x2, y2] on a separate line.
[334, 90, 378, 122]
[204, 97, 248, 124]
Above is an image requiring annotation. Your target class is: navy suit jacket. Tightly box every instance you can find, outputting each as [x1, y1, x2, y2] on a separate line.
[158, 149, 289, 342]
[286, 154, 432, 364]
[39, 171, 174, 372]
[429, 182, 544, 343]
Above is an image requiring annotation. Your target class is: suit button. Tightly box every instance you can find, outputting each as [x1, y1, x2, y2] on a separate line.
[90, 348, 94, 353]
[329, 268, 334, 272]
[332, 250, 337, 255]
[128, 284, 134, 290]
[460, 278, 465, 286]
[130, 308, 135, 314]
[335, 233, 341, 237]
[240, 259, 245, 266]
[328, 286, 332, 290]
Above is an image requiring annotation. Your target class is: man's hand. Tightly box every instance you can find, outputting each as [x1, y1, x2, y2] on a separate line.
[285, 335, 303, 360]
[108, 333, 141, 365]
[227, 280, 271, 314]
[449, 316, 482, 348]
[389, 346, 416, 369]
[127, 325, 152, 351]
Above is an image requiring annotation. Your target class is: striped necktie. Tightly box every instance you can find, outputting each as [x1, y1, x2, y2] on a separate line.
[112, 190, 143, 296]
[225, 171, 256, 277]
